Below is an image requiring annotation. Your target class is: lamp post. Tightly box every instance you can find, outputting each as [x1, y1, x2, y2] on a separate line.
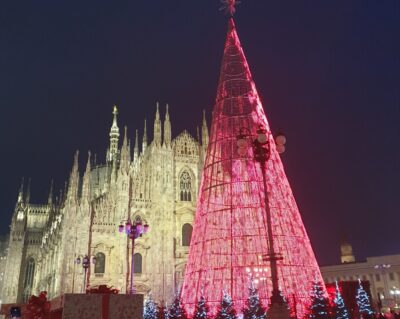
[118, 218, 149, 295]
[237, 126, 289, 318]
[75, 254, 97, 293]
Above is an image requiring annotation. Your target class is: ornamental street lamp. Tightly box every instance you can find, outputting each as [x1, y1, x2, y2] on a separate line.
[75, 254, 96, 293]
[118, 218, 149, 295]
[237, 126, 288, 313]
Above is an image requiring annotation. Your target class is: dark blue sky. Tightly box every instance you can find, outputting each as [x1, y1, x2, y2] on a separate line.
[1, 1, 399, 265]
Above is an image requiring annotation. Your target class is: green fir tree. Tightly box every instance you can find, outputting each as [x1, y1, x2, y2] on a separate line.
[333, 282, 349, 319]
[242, 280, 266, 319]
[168, 295, 188, 319]
[215, 290, 237, 319]
[193, 295, 210, 319]
[356, 280, 373, 319]
[308, 278, 330, 319]
[144, 295, 158, 319]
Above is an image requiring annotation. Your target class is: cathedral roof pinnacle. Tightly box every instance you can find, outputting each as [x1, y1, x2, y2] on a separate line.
[17, 177, 24, 203]
[165, 103, 170, 120]
[48, 179, 54, 205]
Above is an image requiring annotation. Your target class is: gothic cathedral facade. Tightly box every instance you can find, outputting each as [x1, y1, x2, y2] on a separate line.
[0, 103, 209, 305]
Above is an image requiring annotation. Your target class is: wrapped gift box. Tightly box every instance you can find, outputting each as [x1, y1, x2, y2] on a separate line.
[50, 293, 143, 319]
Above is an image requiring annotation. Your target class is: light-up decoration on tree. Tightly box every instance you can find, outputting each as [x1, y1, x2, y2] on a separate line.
[308, 278, 330, 319]
[144, 294, 158, 319]
[243, 279, 267, 319]
[356, 279, 373, 319]
[181, 17, 325, 317]
[333, 281, 349, 319]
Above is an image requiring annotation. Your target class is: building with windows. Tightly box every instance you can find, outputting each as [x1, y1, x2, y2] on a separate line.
[320, 243, 400, 310]
[0, 104, 208, 305]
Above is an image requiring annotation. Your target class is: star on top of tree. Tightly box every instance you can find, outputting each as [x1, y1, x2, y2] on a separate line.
[220, 0, 241, 16]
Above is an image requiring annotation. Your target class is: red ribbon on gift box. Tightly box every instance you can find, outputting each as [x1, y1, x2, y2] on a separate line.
[86, 284, 119, 295]
[86, 285, 119, 319]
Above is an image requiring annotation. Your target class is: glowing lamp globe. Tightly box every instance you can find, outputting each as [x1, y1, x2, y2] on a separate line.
[125, 221, 132, 234]
[136, 222, 142, 233]
[257, 131, 267, 144]
[276, 144, 286, 154]
[275, 134, 286, 145]
[118, 225, 124, 233]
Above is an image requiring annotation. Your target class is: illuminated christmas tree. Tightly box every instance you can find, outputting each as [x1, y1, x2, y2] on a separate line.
[193, 295, 210, 319]
[215, 291, 237, 319]
[356, 280, 373, 319]
[308, 278, 330, 319]
[181, 13, 324, 319]
[168, 295, 188, 319]
[333, 282, 349, 319]
[242, 280, 266, 319]
[144, 295, 158, 319]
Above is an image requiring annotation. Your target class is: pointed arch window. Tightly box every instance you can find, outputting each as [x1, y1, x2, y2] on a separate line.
[134, 253, 142, 274]
[23, 257, 35, 302]
[182, 223, 193, 246]
[180, 171, 192, 201]
[94, 252, 106, 274]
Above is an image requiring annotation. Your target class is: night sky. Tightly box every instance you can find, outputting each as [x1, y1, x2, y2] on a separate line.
[1, 1, 399, 266]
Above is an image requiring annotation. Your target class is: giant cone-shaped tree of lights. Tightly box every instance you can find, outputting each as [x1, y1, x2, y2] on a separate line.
[181, 18, 324, 317]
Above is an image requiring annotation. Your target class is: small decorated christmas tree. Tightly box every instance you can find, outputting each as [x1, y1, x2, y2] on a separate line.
[157, 304, 169, 319]
[215, 290, 237, 319]
[308, 277, 330, 319]
[168, 294, 188, 319]
[193, 294, 210, 319]
[333, 282, 349, 319]
[356, 280, 373, 319]
[144, 294, 158, 319]
[242, 280, 266, 319]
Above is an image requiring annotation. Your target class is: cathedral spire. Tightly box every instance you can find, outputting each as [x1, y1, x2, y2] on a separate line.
[163, 103, 171, 147]
[134, 129, 139, 162]
[120, 126, 131, 173]
[142, 118, 147, 153]
[153, 102, 162, 146]
[109, 105, 120, 162]
[25, 178, 31, 204]
[82, 151, 91, 200]
[201, 109, 209, 148]
[67, 151, 79, 201]
[48, 179, 54, 205]
[17, 177, 24, 204]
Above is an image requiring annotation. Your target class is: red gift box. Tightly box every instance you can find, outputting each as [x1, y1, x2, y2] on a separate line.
[49, 293, 143, 319]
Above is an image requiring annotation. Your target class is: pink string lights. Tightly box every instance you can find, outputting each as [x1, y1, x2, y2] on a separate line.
[181, 18, 325, 318]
